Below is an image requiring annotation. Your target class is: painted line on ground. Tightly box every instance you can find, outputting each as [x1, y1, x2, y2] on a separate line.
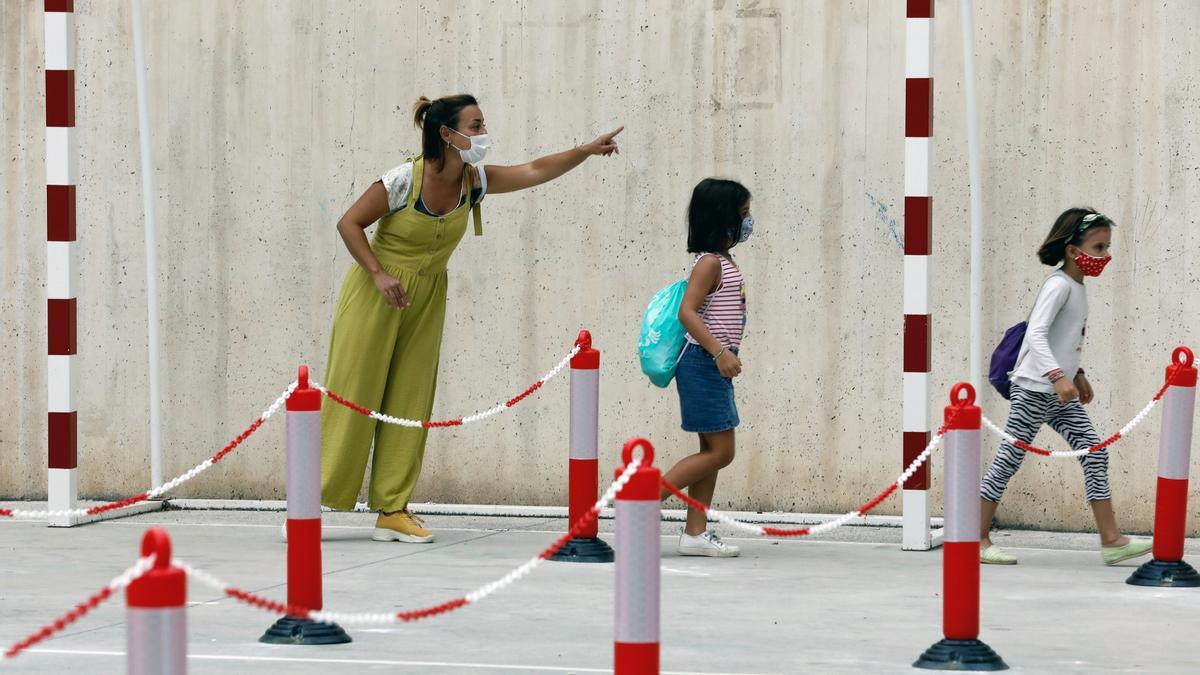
[24, 648, 778, 674]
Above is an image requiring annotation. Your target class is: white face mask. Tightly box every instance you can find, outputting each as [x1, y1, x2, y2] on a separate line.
[449, 128, 490, 164]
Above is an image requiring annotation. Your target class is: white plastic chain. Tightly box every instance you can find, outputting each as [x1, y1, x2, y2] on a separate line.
[177, 458, 643, 628]
[692, 428, 948, 537]
[0, 556, 155, 662]
[110, 555, 158, 592]
[981, 392, 1161, 458]
[460, 456, 639, 606]
[311, 345, 580, 428]
[3, 383, 296, 520]
[148, 382, 297, 497]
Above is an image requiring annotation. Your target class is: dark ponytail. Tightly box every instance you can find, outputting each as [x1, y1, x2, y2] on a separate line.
[412, 94, 479, 166]
[1036, 207, 1113, 266]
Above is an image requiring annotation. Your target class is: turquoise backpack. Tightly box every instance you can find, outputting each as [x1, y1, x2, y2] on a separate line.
[638, 279, 689, 388]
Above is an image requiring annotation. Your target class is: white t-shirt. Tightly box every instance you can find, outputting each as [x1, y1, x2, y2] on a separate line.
[379, 161, 487, 214]
[1011, 270, 1088, 393]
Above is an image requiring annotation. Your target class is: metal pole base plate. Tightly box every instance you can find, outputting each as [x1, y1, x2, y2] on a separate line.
[259, 616, 352, 645]
[914, 638, 1008, 671]
[548, 536, 614, 563]
[1127, 559, 1200, 588]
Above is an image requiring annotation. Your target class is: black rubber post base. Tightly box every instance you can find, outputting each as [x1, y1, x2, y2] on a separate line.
[1126, 559, 1200, 587]
[259, 616, 352, 645]
[548, 536, 614, 563]
[913, 639, 1008, 671]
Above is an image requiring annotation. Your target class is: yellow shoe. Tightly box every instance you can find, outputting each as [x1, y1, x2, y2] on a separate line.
[372, 509, 434, 543]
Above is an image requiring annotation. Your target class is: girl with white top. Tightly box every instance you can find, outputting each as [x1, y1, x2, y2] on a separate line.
[979, 207, 1152, 566]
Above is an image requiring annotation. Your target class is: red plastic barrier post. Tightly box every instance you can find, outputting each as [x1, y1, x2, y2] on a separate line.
[260, 366, 350, 644]
[551, 330, 615, 563]
[614, 438, 661, 675]
[1129, 346, 1200, 587]
[126, 528, 186, 675]
[914, 384, 1007, 671]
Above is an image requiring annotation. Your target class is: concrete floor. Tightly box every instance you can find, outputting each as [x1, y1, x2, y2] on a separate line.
[2, 506, 1199, 674]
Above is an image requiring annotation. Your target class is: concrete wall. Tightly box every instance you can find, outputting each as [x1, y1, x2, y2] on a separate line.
[3, 1, 1198, 534]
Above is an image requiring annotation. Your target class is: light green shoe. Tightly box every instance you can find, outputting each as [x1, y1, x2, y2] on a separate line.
[1102, 539, 1153, 566]
[981, 545, 1018, 565]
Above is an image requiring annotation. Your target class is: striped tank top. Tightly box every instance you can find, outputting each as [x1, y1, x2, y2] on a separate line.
[685, 253, 746, 350]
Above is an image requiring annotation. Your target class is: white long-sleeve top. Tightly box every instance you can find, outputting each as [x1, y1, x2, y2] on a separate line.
[1011, 270, 1088, 393]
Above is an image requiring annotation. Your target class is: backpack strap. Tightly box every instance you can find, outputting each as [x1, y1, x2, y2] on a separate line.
[688, 253, 721, 319]
[465, 165, 483, 236]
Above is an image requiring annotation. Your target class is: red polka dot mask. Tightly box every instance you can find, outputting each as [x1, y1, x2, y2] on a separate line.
[1073, 251, 1112, 277]
[1072, 212, 1113, 277]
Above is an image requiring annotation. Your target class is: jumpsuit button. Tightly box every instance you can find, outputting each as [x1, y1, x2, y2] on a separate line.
[439, 218, 445, 224]
[436, 233, 443, 240]
[418, 269, 426, 276]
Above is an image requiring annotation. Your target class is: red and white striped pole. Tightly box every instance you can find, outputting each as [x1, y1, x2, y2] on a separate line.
[260, 366, 350, 645]
[45, 0, 78, 528]
[614, 438, 661, 675]
[914, 384, 1006, 670]
[126, 528, 186, 675]
[1129, 346, 1199, 587]
[551, 330, 615, 563]
[903, 0, 935, 551]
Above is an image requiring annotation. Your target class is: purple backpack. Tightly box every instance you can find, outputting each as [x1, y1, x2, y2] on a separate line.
[988, 322, 1027, 400]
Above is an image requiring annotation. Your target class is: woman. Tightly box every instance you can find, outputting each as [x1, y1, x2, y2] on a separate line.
[321, 94, 621, 543]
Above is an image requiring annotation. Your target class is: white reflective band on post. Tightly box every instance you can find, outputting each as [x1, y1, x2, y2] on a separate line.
[569, 369, 599, 461]
[905, 18, 932, 78]
[287, 410, 322, 519]
[1158, 386, 1196, 481]
[44, 11, 75, 70]
[615, 500, 659, 643]
[903, 372, 930, 433]
[47, 468, 77, 526]
[902, 490, 931, 550]
[46, 127, 77, 185]
[944, 429, 980, 543]
[47, 354, 77, 412]
[127, 607, 186, 675]
[47, 241, 76, 298]
[903, 256, 930, 315]
[904, 137, 932, 197]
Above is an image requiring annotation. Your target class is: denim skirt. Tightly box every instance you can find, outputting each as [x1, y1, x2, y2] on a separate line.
[674, 343, 740, 433]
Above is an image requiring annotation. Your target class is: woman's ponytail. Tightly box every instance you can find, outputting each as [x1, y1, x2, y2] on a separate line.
[412, 96, 433, 129]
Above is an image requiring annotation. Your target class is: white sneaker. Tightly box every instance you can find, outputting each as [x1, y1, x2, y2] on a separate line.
[677, 530, 740, 557]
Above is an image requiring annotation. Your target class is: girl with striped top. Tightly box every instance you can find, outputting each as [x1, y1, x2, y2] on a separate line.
[660, 178, 752, 558]
[979, 207, 1152, 566]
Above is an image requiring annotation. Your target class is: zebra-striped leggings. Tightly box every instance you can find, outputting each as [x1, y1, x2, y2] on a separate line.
[980, 384, 1112, 503]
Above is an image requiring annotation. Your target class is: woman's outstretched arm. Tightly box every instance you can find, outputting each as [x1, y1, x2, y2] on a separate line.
[485, 126, 623, 194]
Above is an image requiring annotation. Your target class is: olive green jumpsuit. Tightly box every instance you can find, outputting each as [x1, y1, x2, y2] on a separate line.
[320, 158, 481, 512]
